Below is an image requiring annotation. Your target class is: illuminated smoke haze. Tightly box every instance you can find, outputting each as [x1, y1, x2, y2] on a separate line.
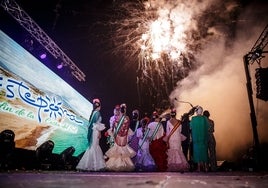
[168, 1, 268, 161]
[96, 0, 268, 161]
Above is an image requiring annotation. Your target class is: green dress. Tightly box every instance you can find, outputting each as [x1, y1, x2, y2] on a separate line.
[190, 115, 209, 163]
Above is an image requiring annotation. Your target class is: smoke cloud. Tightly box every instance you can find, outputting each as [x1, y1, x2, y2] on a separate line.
[170, 1, 268, 161]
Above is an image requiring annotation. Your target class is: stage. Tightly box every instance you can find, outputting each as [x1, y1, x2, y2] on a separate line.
[0, 170, 268, 188]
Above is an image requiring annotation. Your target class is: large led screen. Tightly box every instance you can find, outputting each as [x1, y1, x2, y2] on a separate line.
[0, 30, 92, 156]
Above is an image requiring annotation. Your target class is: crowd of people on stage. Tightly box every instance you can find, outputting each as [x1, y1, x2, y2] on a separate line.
[76, 98, 217, 173]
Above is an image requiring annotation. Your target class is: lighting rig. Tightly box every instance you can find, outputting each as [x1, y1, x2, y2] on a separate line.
[243, 24, 268, 168]
[0, 0, 86, 82]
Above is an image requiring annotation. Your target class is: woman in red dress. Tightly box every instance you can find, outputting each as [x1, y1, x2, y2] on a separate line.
[148, 112, 168, 172]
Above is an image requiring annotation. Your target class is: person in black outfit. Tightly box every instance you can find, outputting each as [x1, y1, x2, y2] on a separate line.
[181, 113, 190, 161]
[129, 109, 140, 167]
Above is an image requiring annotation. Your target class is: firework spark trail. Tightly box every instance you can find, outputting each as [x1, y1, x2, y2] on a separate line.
[168, 1, 268, 161]
[135, 0, 200, 85]
[87, 0, 268, 161]
[103, 0, 222, 107]
[84, 0, 268, 160]
[88, 0, 234, 94]
[90, 0, 239, 106]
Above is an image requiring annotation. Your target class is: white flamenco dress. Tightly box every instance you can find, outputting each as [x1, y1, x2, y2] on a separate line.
[166, 121, 189, 172]
[105, 127, 136, 171]
[76, 122, 106, 171]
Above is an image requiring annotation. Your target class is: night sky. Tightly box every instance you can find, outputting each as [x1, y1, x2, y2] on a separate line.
[0, 0, 142, 123]
[1, 0, 268, 161]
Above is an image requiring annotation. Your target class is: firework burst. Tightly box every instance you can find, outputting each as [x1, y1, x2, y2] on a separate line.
[104, 1, 195, 105]
[90, 0, 237, 110]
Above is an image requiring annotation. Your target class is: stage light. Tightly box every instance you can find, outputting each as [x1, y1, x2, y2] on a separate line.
[251, 48, 263, 62]
[39, 52, 47, 59]
[58, 146, 76, 169]
[57, 62, 64, 69]
[0, 129, 15, 143]
[60, 146, 75, 163]
[36, 140, 54, 163]
[255, 67, 268, 101]
[0, 129, 15, 169]
[1, 0, 86, 81]
[24, 37, 34, 52]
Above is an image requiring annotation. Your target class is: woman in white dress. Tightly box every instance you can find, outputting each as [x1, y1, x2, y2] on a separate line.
[166, 109, 189, 172]
[76, 98, 106, 171]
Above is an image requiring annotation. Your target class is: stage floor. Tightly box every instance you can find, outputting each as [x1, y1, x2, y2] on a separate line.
[0, 171, 268, 188]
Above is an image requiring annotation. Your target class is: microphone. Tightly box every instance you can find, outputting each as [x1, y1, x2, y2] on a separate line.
[175, 98, 199, 117]
[174, 98, 194, 108]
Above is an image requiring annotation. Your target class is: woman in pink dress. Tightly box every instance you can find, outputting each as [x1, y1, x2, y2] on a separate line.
[105, 103, 136, 171]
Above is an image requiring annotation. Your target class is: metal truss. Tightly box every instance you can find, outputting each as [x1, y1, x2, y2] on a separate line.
[243, 23, 268, 166]
[246, 24, 268, 64]
[1, 0, 86, 82]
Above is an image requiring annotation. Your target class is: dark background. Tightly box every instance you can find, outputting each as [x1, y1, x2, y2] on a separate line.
[0, 0, 142, 125]
[0, 0, 267, 125]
